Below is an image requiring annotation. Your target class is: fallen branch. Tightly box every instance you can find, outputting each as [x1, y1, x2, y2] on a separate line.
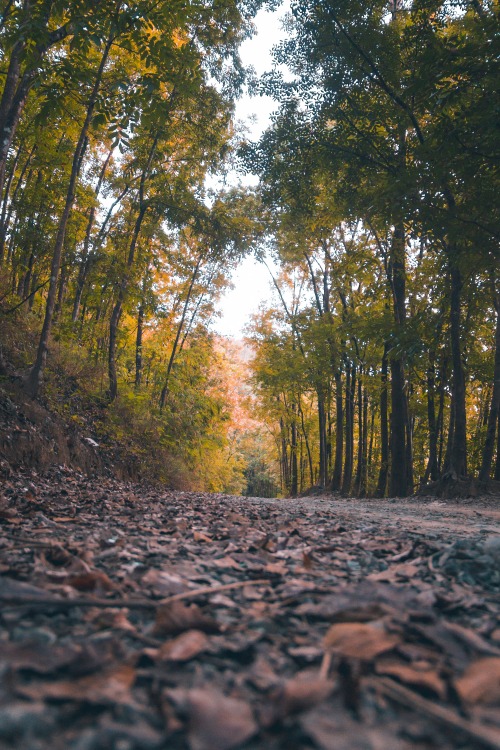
[367, 676, 500, 750]
[0, 578, 269, 610]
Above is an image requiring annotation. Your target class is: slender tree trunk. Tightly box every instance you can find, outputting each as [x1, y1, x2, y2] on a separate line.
[424, 349, 439, 483]
[108, 207, 147, 402]
[291, 402, 298, 496]
[342, 364, 355, 494]
[479, 287, 500, 484]
[159, 254, 202, 411]
[354, 369, 363, 494]
[360, 385, 368, 497]
[135, 304, 144, 390]
[26, 38, 112, 397]
[389, 223, 409, 496]
[376, 344, 389, 497]
[317, 388, 328, 488]
[72, 149, 112, 322]
[404, 384, 414, 492]
[495, 416, 500, 481]
[367, 398, 376, 484]
[444, 260, 467, 478]
[299, 402, 314, 487]
[280, 416, 290, 492]
[0, 141, 22, 266]
[331, 369, 343, 490]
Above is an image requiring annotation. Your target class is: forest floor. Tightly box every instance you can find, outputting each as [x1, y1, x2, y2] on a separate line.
[1, 469, 500, 750]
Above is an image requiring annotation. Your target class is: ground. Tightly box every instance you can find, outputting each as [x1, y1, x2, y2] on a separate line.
[1, 469, 500, 750]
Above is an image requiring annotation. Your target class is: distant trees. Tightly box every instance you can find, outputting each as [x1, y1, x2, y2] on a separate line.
[246, 0, 499, 495]
[0, 0, 268, 490]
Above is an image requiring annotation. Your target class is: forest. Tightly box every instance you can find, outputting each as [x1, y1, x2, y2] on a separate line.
[1, 4, 500, 749]
[0, 0, 498, 499]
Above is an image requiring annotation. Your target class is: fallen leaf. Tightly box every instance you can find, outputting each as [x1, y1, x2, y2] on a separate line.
[168, 688, 257, 750]
[375, 661, 446, 699]
[455, 658, 500, 705]
[157, 630, 209, 662]
[323, 621, 400, 660]
[153, 601, 219, 637]
[66, 571, 114, 592]
[193, 531, 212, 543]
[271, 671, 335, 717]
[17, 664, 136, 706]
[141, 569, 189, 596]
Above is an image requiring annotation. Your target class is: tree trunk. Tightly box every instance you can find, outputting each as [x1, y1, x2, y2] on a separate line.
[342, 364, 355, 494]
[359, 384, 368, 497]
[376, 344, 389, 497]
[159, 254, 202, 411]
[0, 140, 22, 266]
[354, 369, 363, 494]
[135, 304, 144, 390]
[72, 149, 112, 322]
[299, 402, 314, 487]
[26, 38, 112, 397]
[479, 287, 500, 484]
[444, 260, 467, 478]
[331, 369, 343, 490]
[280, 416, 290, 492]
[317, 388, 328, 488]
[291, 402, 298, 496]
[389, 223, 409, 496]
[108, 207, 147, 402]
[423, 349, 439, 483]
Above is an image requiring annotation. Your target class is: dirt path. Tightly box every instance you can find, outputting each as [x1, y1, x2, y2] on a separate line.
[246, 495, 500, 537]
[1, 469, 499, 750]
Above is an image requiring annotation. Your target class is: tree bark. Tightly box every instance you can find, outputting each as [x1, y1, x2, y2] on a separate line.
[317, 387, 328, 488]
[479, 286, 500, 484]
[291, 402, 298, 496]
[423, 349, 439, 483]
[342, 363, 355, 494]
[72, 149, 112, 322]
[26, 38, 113, 397]
[135, 304, 144, 390]
[444, 260, 467, 478]
[331, 369, 343, 490]
[376, 344, 389, 497]
[159, 255, 202, 410]
[389, 222, 409, 496]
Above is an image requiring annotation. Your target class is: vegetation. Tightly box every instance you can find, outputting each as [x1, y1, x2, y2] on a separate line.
[245, 0, 500, 497]
[0, 0, 498, 497]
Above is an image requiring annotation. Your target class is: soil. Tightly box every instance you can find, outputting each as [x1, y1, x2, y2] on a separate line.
[1, 468, 500, 750]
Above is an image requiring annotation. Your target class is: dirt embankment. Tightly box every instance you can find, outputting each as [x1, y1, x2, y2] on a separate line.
[0, 378, 142, 482]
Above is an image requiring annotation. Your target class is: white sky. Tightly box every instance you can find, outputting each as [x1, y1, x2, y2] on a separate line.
[214, 4, 288, 338]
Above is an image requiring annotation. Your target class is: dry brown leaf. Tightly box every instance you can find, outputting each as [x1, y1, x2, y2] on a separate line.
[153, 601, 219, 637]
[368, 562, 420, 582]
[323, 621, 400, 660]
[66, 571, 114, 592]
[1, 641, 82, 674]
[141, 568, 189, 596]
[157, 630, 209, 662]
[455, 658, 500, 705]
[209, 555, 241, 570]
[168, 688, 257, 750]
[17, 663, 136, 705]
[193, 531, 212, 543]
[375, 661, 446, 699]
[271, 671, 335, 717]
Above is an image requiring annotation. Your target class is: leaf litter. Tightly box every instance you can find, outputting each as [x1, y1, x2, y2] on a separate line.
[0, 466, 500, 749]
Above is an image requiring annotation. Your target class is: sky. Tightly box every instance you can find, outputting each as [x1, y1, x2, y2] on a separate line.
[213, 4, 288, 338]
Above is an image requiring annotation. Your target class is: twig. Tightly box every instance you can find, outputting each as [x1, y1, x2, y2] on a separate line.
[366, 676, 500, 750]
[0, 578, 269, 610]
